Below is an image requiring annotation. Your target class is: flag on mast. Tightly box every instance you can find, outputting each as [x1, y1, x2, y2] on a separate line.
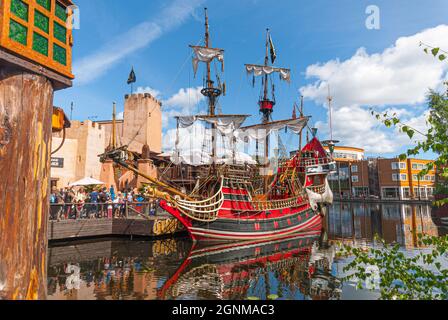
[269, 35, 277, 64]
[127, 67, 136, 85]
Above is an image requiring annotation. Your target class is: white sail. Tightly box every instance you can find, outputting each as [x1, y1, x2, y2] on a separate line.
[191, 46, 225, 77]
[245, 64, 291, 82]
[176, 115, 249, 135]
[238, 117, 308, 141]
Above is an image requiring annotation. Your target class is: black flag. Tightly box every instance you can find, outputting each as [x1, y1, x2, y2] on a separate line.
[127, 67, 136, 84]
[269, 35, 277, 64]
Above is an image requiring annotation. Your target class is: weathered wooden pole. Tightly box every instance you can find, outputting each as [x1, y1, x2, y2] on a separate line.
[0, 0, 75, 299]
[0, 66, 54, 300]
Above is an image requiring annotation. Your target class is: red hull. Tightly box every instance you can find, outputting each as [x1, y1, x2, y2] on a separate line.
[159, 200, 323, 242]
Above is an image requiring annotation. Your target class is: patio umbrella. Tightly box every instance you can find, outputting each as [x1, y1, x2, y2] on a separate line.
[69, 177, 106, 187]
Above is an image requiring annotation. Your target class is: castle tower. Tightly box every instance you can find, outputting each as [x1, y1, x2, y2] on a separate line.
[122, 93, 162, 155]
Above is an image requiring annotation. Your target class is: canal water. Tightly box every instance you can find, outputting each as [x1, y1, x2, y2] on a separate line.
[47, 202, 447, 300]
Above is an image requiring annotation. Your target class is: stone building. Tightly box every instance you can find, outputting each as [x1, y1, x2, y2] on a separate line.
[51, 120, 106, 188]
[97, 93, 162, 154]
[50, 93, 163, 189]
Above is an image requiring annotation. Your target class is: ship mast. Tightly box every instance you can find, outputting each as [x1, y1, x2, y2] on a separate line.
[199, 7, 222, 164]
[261, 28, 274, 125]
[112, 102, 117, 149]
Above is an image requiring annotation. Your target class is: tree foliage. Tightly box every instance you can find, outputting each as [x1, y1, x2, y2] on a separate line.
[339, 234, 448, 300]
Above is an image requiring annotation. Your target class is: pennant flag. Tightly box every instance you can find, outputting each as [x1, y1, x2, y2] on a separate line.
[269, 35, 277, 64]
[127, 67, 136, 84]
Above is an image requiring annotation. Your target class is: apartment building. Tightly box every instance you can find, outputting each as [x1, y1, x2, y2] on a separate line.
[322, 146, 437, 200]
[377, 158, 436, 200]
[324, 146, 370, 198]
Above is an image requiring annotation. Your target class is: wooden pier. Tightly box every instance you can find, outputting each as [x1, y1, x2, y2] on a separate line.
[48, 216, 185, 241]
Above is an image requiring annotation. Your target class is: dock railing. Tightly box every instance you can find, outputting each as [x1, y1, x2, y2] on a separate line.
[49, 202, 171, 221]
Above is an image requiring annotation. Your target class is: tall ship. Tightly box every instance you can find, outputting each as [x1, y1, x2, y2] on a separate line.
[102, 8, 336, 242]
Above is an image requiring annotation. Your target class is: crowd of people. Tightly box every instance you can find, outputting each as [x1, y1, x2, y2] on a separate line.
[49, 186, 160, 221]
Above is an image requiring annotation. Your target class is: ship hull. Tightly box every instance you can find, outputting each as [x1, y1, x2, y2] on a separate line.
[159, 200, 323, 241]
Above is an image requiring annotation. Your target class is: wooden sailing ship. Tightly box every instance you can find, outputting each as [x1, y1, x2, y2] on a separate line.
[101, 8, 336, 242]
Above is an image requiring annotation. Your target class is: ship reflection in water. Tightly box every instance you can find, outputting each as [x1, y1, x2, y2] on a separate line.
[47, 202, 445, 300]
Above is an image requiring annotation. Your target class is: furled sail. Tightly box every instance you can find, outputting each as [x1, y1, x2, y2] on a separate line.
[176, 115, 250, 135]
[191, 46, 225, 77]
[238, 117, 309, 141]
[245, 64, 291, 82]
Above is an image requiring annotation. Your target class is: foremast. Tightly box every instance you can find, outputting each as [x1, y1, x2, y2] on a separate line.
[190, 8, 224, 165]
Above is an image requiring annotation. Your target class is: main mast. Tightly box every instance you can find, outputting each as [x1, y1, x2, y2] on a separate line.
[246, 29, 291, 170]
[261, 28, 274, 125]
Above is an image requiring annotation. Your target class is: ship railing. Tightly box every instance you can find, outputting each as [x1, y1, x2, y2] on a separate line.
[173, 180, 225, 222]
[300, 158, 331, 167]
[278, 158, 331, 170]
[307, 184, 326, 194]
[48, 202, 171, 221]
[251, 196, 308, 211]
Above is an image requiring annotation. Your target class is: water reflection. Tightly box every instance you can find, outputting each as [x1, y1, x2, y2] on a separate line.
[327, 202, 443, 247]
[47, 202, 445, 300]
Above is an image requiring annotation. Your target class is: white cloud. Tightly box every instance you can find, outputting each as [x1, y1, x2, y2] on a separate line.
[117, 112, 124, 120]
[161, 87, 205, 128]
[301, 25, 448, 107]
[73, 0, 205, 85]
[315, 106, 431, 155]
[134, 86, 161, 98]
[164, 87, 204, 109]
[300, 25, 448, 154]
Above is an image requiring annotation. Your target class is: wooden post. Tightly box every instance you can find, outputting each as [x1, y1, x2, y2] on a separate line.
[0, 0, 75, 299]
[0, 66, 53, 299]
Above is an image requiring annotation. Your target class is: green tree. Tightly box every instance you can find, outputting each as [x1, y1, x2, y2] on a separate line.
[339, 234, 448, 300]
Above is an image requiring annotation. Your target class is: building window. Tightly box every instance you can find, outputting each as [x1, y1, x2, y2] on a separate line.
[392, 162, 406, 170]
[352, 175, 359, 183]
[412, 174, 418, 181]
[402, 187, 411, 199]
[392, 173, 407, 181]
[412, 163, 418, 170]
[414, 187, 419, 197]
[382, 187, 399, 199]
[351, 165, 358, 173]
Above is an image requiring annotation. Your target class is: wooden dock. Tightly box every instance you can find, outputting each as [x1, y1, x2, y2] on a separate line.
[48, 217, 185, 241]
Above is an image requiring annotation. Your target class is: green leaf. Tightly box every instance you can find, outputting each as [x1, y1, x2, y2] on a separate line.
[406, 129, 415, 139]
[432, 47, 440, 57]
[439, 54, 446, 61]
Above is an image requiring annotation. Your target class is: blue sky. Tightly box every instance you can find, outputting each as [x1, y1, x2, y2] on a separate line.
[55, 0, 448, 158]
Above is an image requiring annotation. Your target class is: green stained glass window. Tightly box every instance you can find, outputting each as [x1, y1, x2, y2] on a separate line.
[53, 22, 66, 43]
[32, 32, 48, 56]
[9, 20, 28, 45]
[11, 0, 29, 21]
[55, 2, 67, 21]
[53, 44, 66, 65]
[36, 0, 51, 11]
[34, 10, 49, 33]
